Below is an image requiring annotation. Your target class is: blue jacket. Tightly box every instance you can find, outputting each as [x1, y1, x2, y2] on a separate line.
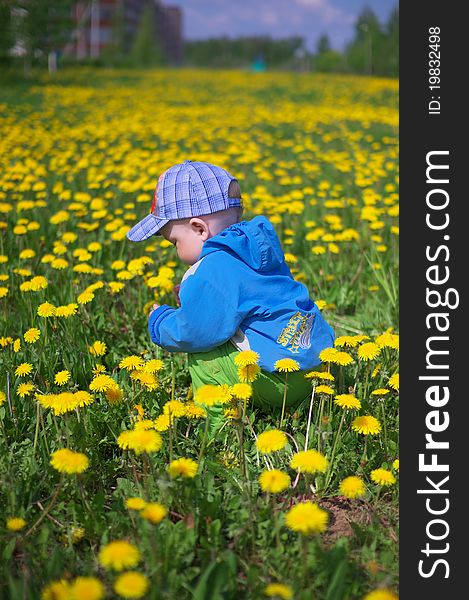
[148, 216, 335, 372]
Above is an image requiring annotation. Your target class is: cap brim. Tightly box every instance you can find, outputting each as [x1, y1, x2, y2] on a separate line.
[126, 214, 169, 242]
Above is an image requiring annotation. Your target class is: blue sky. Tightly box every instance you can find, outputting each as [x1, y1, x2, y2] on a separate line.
[173, 0, 397, 52]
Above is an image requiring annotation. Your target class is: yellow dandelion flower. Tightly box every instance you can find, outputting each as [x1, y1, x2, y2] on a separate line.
[334, 394, 361, 410]
[54, 370, 71, 386]
[315, 384, 335, 395]
[371, 468, 396, 486]
[333, 351, 354, 366]
[388, 373, 399, 391]
[70, 577, 105, 600]
[15, 362, 33, 377]
[305, 370, 335, 382]
[154, 414, 171, 431]
[375, 332, 399, 350]
[98, 540, 140, 571]
[133, 419, 157, 431]
[119, 355, 145, 371]
[0, 391, 5, 406]
[392, 459, 399, 472]
[117, 429, 162, 455]
[140, 502, 167, 523]
[285, 501, 328, 535]
[143, 359, 164, 373]
[290, 449, 328, 474]
[185, 403, 207, 419]
[334, 336, 355, 348]
[13, 338, 21, 352]
[17, 382, 35, 398]
[258, 469, 291, 494]
[41, 579, 71, 600]
[89, 340, 107, 356]
[264, 583, 293, 599]
[108, 281, 125, 294]
[134, 403, 145, 420]
[357, 342, 381, 361]
[168, 457, 198, 479]
[24, 328, 40, 344]
[70, 526, 85, 544]
[7, 517, 26, 531]
[256, 430, 288, 454]
[55, 303, 78, 318]
[37, 302, 56, 317]
[113, 571, 149, 598]
[195, 384, 232, 407]
[89, 374, 116, 392]
[125, 498, 146, 511]
[230, 383, 253, 400]
[224, 407, 240, 420]
[237, 364, 261, 383]
[371, 388, 390, 396]
[274, 358, 300, 372]
[130, 370, 158, 391]
[339, 476, 366, 498]
[319, 347, 338, 363]
[163, 400, 186, 417]
[372, 364, 382, 378]
[352, 415, 382, 435]
[363, 588, 398, 600]
[233, 350, 260, 367]
[50, 448, 89, 474]
[106, 384, 124, 403]
[77, 290, 94, 304]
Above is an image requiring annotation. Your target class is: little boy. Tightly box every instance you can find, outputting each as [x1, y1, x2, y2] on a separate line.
[127, 160, 334, 417]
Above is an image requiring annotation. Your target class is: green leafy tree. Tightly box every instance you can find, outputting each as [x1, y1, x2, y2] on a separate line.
[101, 0, 127, 67]
[345, 6, 383, 75]
[15, 0, 75, 69]
[130, 1, 164, 67]
[0, 1, 14, 67]
[313, 34, 345, 73]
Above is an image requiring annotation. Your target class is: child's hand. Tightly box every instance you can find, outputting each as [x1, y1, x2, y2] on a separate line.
[173, 284, 181, 306]
[148, 303, 160, 317]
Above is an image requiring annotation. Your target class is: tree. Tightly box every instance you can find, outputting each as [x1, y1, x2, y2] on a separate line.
[101, 0, 127, 66]
[130, 1, 164, 67]
[0, 1, 14, 67]
[15, 0, 75, 70]
[313, 33, 345, 73]
[346, 6, 383, 75]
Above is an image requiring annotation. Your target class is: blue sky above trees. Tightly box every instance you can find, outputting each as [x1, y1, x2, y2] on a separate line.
[175, 0, 397, 51]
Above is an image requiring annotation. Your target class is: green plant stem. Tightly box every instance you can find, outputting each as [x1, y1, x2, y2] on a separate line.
[168, 413, 173, 464]
[271, 495, 281, 550]
[33, 401, 41, 458]
[197, 416, 210, 466]
[380, 401, 388, 451]
[324, 411, 346, 490]
[279, 373, 289, 429]
[304, 384, 316, 450]
[360, 436, 368, 470]
[316, 394, 325, 452]
[25, 477, 63, 537]
[171, 359, 176, 402]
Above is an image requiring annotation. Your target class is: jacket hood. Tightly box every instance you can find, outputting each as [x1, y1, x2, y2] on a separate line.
[199, 216, 284, 272]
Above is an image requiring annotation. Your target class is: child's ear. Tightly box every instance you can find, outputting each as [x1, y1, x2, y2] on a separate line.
[189, 217, 209, 239]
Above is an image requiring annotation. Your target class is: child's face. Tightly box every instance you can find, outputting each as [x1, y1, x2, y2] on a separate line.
[160, 219, 208, 265]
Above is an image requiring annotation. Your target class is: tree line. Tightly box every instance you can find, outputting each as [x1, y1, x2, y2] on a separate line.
[0, 1, 398, 77]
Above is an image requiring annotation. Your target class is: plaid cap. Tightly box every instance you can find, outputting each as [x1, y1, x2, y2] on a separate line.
[127, 160, 241, 242]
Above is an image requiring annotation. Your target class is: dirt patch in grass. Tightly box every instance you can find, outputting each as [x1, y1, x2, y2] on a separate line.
[319, 496, 372, 543]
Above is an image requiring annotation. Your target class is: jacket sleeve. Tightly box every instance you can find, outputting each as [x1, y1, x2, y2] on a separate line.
[147, 270, 246, 353]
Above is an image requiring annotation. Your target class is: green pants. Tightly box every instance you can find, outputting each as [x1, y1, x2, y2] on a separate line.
[187, 341, 313, 429]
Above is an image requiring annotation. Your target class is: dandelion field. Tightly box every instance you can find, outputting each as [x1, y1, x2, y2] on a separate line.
[0, 69, 399, 599]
